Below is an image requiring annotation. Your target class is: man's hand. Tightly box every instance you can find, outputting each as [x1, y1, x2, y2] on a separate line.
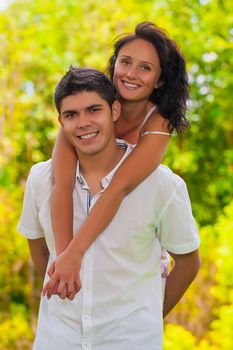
[41, 248, 82, 300]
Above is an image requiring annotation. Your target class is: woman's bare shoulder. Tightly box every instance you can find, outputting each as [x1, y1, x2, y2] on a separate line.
[143, 108, 170, 133]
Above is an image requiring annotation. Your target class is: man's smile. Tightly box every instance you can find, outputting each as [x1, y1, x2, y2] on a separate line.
[77, 131, 99, 140]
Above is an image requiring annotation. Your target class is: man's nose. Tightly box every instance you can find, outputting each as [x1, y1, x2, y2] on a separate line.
[76, 113, 92, 128]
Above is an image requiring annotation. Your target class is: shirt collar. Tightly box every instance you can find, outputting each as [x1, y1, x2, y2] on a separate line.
[76, 139, 132, 191]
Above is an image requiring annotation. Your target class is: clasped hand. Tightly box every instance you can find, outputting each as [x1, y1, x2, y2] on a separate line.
[41, 249, 82, 300]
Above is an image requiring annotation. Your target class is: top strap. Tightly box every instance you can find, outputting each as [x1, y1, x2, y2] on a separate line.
[140, 105, 172, 136]
[140, 105, 158, 131]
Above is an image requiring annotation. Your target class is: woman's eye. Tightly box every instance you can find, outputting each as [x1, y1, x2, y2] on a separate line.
[120, 59, 130, 65]
[141, 65, 151, 71]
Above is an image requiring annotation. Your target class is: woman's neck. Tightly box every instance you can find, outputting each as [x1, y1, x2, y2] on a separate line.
[119, 99, 154, 124]
[114, 99, 155, 143]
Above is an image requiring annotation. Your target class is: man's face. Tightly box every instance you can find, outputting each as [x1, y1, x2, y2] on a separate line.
[59, 91, 119, 157]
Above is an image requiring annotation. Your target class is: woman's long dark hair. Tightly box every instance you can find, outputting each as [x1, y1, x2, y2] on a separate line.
[107, 22, 190, 133]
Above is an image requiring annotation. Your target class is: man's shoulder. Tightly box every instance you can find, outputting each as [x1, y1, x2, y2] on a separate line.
[150, 164, 186, 191]
[116, 139, 186, 191]
[157, 164, 184, 181]
[28, 159, 52, 188]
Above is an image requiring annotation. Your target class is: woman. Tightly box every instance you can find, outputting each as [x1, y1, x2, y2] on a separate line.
[43, 22, 189, 301]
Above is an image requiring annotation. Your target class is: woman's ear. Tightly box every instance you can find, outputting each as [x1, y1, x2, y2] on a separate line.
[112, 100, 121, 122]
[154, 79, 164, 89]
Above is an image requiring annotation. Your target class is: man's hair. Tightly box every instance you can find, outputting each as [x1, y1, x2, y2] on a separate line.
[54, 66, 116, 113]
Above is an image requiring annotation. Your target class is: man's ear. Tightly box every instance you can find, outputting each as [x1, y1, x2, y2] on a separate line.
[112, 100, 121, 122]
[58, 115, 63, 126]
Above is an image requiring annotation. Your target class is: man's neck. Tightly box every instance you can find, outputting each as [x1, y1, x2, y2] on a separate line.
[78, 143, 125, 195]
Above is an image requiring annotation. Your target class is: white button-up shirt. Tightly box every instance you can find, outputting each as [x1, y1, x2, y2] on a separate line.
[18, 141, 200, 350]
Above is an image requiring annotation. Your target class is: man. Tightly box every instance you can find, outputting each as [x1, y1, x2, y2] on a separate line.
[18, 67, 200, 350]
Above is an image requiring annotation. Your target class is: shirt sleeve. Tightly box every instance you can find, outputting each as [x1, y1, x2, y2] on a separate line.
[157, 180, 200, 254]
[17, 174, 45, 239]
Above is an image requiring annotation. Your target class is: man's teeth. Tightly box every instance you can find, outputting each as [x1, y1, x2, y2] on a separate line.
[79, 132, 98, 140]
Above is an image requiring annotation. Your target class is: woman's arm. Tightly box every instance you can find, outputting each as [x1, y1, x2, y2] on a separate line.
[69, 112, 171, 253]
[72, 110, 171, 251]
[43, 112, 171, 298]
[51, 127, 77, 255]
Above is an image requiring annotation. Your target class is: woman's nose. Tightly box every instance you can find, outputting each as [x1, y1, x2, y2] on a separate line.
[126, 65, 137, 80]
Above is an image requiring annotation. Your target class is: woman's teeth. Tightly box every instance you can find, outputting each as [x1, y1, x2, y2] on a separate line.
[123, 81, 140, 89]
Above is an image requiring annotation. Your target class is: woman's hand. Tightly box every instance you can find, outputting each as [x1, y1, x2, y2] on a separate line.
[41, 248, 82, 300]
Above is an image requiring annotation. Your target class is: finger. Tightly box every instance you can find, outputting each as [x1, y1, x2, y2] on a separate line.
[51, 280, 59, 296]
[74, 277, 81, 292]
[56, 281, 67, 299]
[42, 279, 60, 299]
[73, 283, 81, 294]
[58, 286, 67, 300]
[41, 278, 54, 297]
[41, 282, 49, 297]
[66, 280, 75, 295]
[67, 281, 80, 300]
[45, 274, 60, 299]
[67, 290, 76, 300]
[47, 261, 56, 277]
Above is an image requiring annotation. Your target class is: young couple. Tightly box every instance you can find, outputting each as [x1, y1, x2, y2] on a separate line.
[18, 22, 200, 350]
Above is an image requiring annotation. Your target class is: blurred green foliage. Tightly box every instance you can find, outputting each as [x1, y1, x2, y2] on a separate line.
[0, 0, 232, 348]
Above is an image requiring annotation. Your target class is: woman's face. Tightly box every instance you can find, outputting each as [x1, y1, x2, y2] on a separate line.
[113, 38, 161, 103]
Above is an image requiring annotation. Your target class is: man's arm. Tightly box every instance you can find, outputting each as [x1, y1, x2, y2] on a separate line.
[28, 238, 50, 279]
[163, 249, 201, 318]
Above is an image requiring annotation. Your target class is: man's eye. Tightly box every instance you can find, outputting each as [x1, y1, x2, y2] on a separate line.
[90, 107, 101, 113]
[66, 113, 76, 118]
